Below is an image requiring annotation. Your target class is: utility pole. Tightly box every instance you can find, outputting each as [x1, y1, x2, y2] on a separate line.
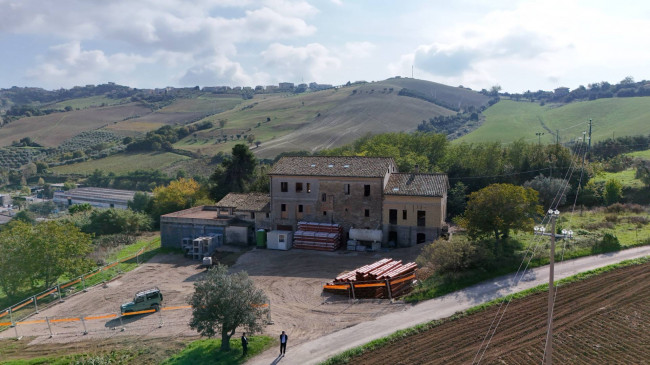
[556, 129, 559, 146]
[587, 118, 591, 152]
[536, 132, 545, 145]
[534, 211, 573, 365]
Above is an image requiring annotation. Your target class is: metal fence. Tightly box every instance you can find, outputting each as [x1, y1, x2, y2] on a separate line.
[0, 247, 146, 331]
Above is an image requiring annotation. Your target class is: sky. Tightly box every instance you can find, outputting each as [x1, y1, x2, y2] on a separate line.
[1, 0, 649, 93]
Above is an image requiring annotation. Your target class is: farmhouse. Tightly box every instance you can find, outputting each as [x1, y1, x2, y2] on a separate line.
[269, 156, 448, 246]
[53, 187, 144, 210]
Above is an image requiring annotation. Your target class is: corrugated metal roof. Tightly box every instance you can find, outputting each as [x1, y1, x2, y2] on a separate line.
[269, 156, 395, 178]
[215, 193, 270, 211]
[383, 173, 448, 197]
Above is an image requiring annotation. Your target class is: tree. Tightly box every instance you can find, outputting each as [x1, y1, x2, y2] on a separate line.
[30, 221, 94, 289]
[603, 179, 623, 205]
[83, 208, 153, 236]
[0, 222, 32, 299]
[151, 178, 211, 220]
[458, 183, 542, 252]
[189, 265, 269, 351]
[128, 191, 153, 213]
[247, 134, 255, 145]
[69, 203, 93, 214]
[1, 221, 93, 290]
[523, 175, 569, 208]
[447, 182, 468, 218]
[210, 144, 258, 201]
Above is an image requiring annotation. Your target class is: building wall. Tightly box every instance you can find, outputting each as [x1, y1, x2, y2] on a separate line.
[225, 226, 250, 245]
[270, 175, 384, 234]
[160, 217, 227, 248]
[381, 194, 446, 246]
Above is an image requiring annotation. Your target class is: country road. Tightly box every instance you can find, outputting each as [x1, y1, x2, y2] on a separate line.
[246, 245, 650, 365]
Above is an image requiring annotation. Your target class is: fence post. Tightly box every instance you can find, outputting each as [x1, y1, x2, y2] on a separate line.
[81, 317, 88, 335]
[82, 275, 87, 292]
[158, 308, 163, 328]
[46, 316, 53, 338]
[385, 279, 392, 300]
[34, 296, 39, 314]
[9, 307, 14, 327]
[349, 283, 356, 300]
[57, 283, 63, 303]
[119, 314, 125, 331]
[267, 299, 273, 325]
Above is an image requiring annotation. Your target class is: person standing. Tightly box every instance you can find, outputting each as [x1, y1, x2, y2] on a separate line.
[241, 332, 248, 356]
[279, 330, 288, 356]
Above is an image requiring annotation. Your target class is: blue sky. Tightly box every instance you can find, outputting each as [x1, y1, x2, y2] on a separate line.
[1, 0, 649, 92]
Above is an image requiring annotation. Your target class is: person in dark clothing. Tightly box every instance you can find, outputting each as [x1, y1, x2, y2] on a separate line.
[241, 332, 248, 356]
[280, 330, 288, 356]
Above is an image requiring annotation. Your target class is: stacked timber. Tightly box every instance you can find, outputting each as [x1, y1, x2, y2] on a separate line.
[324, 258, 418, 299]
[293, 222, 342, 251]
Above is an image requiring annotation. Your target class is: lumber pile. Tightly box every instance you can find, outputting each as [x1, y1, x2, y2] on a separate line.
[293, 221, 342, 251]
[324, 258, 417, 299]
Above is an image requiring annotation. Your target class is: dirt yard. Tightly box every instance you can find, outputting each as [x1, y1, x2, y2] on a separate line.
[1, 245, 423, 349]
[348, 262, 650, 364]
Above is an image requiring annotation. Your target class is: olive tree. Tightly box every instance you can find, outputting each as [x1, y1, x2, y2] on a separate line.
[458, 183, 542, 254]
[189, 264, 269, 351]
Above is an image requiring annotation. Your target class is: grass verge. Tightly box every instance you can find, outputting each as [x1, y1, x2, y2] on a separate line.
[162, 336, 275, 365]
[321, 256, 650, 365]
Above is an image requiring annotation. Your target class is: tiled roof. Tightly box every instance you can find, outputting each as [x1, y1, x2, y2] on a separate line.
[215, 193, 270, 211]
[384, 173, 448, 197]
[269, 156, 396, 178]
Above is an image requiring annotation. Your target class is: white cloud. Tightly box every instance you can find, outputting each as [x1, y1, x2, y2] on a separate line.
[261, 43, 341, 82]
[343, 42, 375, 58]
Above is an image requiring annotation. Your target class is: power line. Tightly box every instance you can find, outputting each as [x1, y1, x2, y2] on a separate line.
[472, 140, 588, 364]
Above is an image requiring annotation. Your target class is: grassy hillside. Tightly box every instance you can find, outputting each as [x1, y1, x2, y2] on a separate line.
[0, 94, 246, 147]
[457, 97, 650, 144]
[51, 151, 190, 175]
[175, 80, 488, 158]
[0, 103, 150, 147]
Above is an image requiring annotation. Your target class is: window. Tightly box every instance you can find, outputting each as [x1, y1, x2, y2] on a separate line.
[298, 205, 303, 213]
[322, 193, 327, 202]
[417, 211, 426, 227]
[323, 211, 327, 216]
[297, 204, 303, 218]
[281, 204, 287, 219]
[110, 203, 114, 208]
[296, 182, 303, 192]
[251, 212, 255, 219]
[417, 233, 426, 244]
[364, 185, 370, 196]
[402, 210, 407, 220]
[280, 182, 288, 192]
[279, 234, 286, 243]
[306, 183, 311, 193]
[389, 209, 397, 224]
[344, 184, 350, 195]
[365, 209, 370, 217]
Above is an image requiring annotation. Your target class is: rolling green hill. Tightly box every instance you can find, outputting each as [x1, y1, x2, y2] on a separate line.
[174, 79, 490, 158]
[457, 97, 650, 144]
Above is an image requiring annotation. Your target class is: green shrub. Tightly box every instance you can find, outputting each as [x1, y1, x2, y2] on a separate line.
[592, 233, 621, 253]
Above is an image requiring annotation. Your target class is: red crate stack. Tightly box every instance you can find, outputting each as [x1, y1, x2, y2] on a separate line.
[293, 222, 343, 251]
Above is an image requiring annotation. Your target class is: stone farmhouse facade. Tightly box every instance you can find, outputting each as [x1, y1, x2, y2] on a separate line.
[269, 156, 448, 246]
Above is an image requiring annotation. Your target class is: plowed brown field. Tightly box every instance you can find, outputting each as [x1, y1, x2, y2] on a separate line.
[352, 262, 650, 365]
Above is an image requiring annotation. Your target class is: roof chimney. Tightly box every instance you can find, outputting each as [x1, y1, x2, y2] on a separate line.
[414, 164, 419, 173]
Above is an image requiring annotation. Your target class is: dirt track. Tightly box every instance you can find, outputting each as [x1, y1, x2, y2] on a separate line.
[1, 246, 422, 347]
[350, 262, 650, 365]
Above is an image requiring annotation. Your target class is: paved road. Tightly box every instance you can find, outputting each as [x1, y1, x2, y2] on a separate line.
[247, 245, 650, 365]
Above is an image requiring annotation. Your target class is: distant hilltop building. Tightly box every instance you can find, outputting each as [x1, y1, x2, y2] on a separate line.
[278, 82, 294, 90]
[554, 87, 570, 96]
[309, 82, 333, 91]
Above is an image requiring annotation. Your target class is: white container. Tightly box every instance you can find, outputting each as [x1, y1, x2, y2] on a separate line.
[267, 230, 293, 250]
[349, 229, 383, 242]
[202, 257, 213, 266]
